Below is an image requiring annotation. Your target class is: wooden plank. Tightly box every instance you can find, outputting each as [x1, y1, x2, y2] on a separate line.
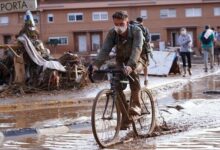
[0, 45, 20, 49]
[13, 54, 25, 84]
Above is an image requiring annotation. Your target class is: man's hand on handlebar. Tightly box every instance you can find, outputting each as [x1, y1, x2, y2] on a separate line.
[124, 65, 132, 75]
[88, 64, 98, 83]
[92, 65, 99, 72]
[88, 64, 98, 73]
[88, 64, 135, 82]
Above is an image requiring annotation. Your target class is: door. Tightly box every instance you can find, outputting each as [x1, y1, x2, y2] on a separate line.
[188, 31, 194, 47]
[91, 34, 100, 51]
[78, 35, 87, 52]
[171, 32, 179, 47]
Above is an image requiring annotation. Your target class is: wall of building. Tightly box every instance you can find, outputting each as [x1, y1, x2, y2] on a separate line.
[0, 1, 220, 55]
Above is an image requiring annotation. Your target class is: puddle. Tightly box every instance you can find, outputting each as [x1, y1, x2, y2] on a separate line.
[173, 75, 220, 100]
[0, 103, 92, 131]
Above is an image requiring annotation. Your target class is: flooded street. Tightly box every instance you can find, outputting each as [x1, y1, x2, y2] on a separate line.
[0, 102, 92, 131]
[0, 75, 220, 149]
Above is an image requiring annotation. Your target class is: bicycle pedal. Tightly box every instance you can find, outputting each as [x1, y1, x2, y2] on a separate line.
[141, 112, 150, 115]
[122, 137, 134, 143]
[120, 80, 129, 84]
[131, 115, 143, 121]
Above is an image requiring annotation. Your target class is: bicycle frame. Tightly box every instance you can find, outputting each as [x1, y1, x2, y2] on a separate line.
[102, 71, 132, 122]
[102, 92, 115, 120]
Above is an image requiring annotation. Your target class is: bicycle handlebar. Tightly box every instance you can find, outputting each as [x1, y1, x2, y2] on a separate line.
[88, 68, 124, 83]
[88, 66, 134, 83]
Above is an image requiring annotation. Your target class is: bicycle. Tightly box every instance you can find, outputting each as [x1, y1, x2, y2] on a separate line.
[90, 68, 156, 148]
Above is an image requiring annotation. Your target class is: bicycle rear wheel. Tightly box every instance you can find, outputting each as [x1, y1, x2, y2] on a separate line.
[91, 89, 121, 148]
[133, 88, 156, 137]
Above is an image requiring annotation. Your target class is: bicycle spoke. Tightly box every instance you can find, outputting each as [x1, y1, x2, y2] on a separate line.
[141, 92, 151, 114]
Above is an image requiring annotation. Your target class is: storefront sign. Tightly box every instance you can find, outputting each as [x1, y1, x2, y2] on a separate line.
[0, 0, 37, 14]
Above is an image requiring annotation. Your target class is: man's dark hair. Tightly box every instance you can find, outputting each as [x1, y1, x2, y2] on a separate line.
[129, 20, 138, 25]
[205, 25, 210, 30]
[136, 17, 143, 23]
[112, 11, 128, 20]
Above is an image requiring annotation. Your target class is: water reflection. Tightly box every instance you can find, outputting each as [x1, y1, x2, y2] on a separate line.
[0, 104, 91, 131]
[173, 83, 192, 100]
[173, 75, 220, 100]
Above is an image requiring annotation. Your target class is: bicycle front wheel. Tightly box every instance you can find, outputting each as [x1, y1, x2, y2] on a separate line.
[91, 89, 121, 148]
[133, 88, 156, 137]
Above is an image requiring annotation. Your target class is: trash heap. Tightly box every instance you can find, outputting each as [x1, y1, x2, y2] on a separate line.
[58, 52, 88, 89]
[0, 10, 89, 97]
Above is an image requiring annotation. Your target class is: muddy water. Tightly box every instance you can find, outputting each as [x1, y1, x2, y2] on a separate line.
[1, 75, 220, 149]
[172, 75, 220, 100]
[0, 102, 92, 131]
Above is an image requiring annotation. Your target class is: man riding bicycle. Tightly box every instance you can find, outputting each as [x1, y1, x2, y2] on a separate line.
[92, 11, 146, 130]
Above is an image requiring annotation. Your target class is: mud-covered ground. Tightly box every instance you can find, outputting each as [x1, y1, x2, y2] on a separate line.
[0, 74, 220, 150]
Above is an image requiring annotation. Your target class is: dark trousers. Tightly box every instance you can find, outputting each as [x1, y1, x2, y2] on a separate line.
[180, 52, 191, 68]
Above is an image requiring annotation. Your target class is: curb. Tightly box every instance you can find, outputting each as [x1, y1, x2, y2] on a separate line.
[37, 126, 70, 135]
[2, 128, 37, 137]
[0, 125, 71, 141]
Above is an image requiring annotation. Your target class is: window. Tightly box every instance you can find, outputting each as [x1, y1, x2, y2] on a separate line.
[214, 7, 220, 16]
[185, 8, 202, 17]
[3, 35, 11, 44]
[33, 14, 39, 24]
[150, 33, 160, 42]
[0, 16, 9, 25]
[160, 9, 176, 18]
[67, 13, 83, 22]
[48, 36, 68, 45]
[48, 14, 54, 23]
[92, 12, 108, 21]
[140, 10, 148, 19]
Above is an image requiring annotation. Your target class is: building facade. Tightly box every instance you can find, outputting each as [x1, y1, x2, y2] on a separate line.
[0, 0, 220, 54]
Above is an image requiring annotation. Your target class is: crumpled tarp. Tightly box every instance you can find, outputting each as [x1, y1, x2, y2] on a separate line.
[17, 34, 66, 72]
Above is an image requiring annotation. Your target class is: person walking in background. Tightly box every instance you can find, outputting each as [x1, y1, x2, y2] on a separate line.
[199, 25, 215, 72]
[135, 17, 152, 85]
[178, 28, 192, 77]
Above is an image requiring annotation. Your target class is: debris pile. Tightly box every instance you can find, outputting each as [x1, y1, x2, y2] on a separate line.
[58, 52, 88, 88]
[0, 10, 89, 97]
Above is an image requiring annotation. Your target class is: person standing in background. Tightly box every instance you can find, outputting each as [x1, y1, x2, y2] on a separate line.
[178, 28, 192, 77]
[199, 25, 215, 72]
